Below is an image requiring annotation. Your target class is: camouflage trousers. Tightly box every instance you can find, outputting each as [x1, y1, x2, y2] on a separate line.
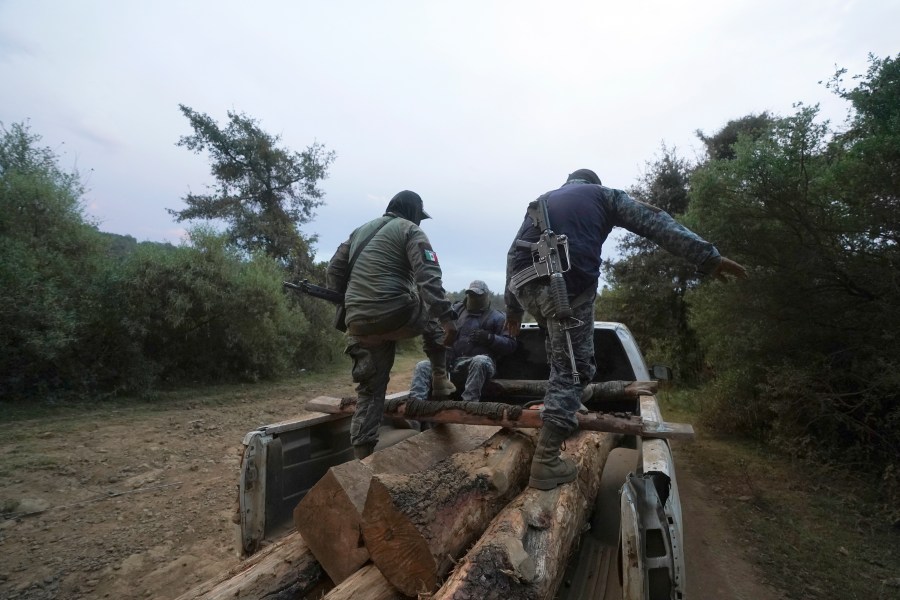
[345, 302, 445, 447]
[409, 354, 496, 402]
[513, 282, 597, 433]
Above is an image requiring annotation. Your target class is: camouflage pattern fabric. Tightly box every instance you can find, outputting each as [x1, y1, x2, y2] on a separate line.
[505, 180, 722, 319]
[409, 354, 497, 402]
[345, 315, 445, 447]
[513, 282, 597, 433]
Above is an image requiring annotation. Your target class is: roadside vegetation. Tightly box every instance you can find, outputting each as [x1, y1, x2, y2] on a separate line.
[599, 53, 900, 522]
[663, 390, 900, 599]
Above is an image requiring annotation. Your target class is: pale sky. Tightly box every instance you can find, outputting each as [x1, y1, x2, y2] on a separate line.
[1, 0, 897, 294]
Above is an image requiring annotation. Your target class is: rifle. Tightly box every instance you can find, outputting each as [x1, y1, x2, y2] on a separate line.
[283, 280, 347, 331]
[512, 195, 573, 319]
[512, 195, 581, 383]
[283, 280, 344, 304]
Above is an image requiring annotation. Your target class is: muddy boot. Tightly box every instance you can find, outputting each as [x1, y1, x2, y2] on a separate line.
[428, 349, 456, 400]
[353, 442, 376, 460]
[529, 423, 578, 490]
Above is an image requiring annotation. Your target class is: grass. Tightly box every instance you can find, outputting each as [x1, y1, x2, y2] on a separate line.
[0, 357, 351, 425]
[661, 387, 900, 600]
[0, 348, 424, 428]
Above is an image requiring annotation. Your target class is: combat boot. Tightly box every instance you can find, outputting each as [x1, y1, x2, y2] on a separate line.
[353, 442, 376, 460]
[529, 422, 578, 490]
[427, 349, 456, 400]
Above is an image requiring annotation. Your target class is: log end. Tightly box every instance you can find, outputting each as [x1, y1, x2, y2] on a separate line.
[294, 465, 373, 584]
[362, 477, 437, 597]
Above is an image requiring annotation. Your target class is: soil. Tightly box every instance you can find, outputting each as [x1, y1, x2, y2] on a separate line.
[0, 355, 787, 600]
[676, 449, 787, 600]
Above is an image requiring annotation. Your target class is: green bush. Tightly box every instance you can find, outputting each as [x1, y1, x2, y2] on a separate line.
[0, 121, 342, 401]
[115, 227, 342, 389]
[0, 122, 112, 398]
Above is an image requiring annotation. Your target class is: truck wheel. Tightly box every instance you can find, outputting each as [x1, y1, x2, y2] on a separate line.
[590, 448, 639, 545]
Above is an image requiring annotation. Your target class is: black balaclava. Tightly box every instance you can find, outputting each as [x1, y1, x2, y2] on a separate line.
[385, 190, 431, 226]
[464, 280, 491, 311]
[566, 168, 602, 185]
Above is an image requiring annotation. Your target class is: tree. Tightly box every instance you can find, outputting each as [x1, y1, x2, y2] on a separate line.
[597, 146, 706, 380]
[687, 54, 900, 474]
[0, 121, 109, 398]
[170, 105, 336, 269]
[696, 112, 773, 161]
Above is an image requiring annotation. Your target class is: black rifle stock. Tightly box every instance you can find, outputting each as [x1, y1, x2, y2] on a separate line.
[283, 280, 344, 304]
[515, 196, 573, 319]
[284, 280, 347, 331]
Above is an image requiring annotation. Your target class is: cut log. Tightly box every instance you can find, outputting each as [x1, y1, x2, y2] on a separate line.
[361, 428, 537, 597]
[322, 564, 404, 600]
[485, 379, 658, 400]
[305, 397, 694, 440]
[294, 424, 499, 585]
[432, 430, 621, 600]
[173, 530, 322, 600]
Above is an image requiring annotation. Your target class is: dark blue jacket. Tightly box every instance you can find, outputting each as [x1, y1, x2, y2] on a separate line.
[448, 301, 516, 366]
[505, 181, 720, 316]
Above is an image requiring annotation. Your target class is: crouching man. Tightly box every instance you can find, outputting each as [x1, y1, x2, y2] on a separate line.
[409, 280, 516, 402]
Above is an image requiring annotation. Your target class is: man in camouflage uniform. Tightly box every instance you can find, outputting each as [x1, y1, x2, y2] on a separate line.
[327, 191, 458, 459]
[409, 280, 516, 402]
[505, 169, 747, 489]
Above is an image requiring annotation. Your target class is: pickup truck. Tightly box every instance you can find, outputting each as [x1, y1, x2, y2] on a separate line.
[235, 321, 685, 600]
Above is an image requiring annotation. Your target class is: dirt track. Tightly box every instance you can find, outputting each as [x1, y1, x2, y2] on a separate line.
[0, 355, 786, 599]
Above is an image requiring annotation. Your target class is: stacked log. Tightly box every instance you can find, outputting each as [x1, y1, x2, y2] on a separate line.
[431, 430, 622, 600]
[180, 398, 648, 600]
[322, 564, 404, 600]
[179, 423, 498, 600]
[294, 424, 499, 584]
[171, 530, 323, 600]
[361, 428, 538, 597]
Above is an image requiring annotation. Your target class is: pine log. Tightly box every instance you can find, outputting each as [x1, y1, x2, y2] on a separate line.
[484, 379, 657, 400]
[305, 397, 694, 440]
[361, 428, 537, 597]
[432, 430, 621, 600]
[322, 564, 404, 600]
[294, 424, 499, 585]
[173, 530, 322, 600]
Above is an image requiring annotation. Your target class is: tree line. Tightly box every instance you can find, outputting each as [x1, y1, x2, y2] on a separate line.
[0, 109, 341, 400]
[598, 54, 899, 506]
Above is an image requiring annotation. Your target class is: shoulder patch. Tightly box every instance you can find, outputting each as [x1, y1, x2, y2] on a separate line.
[423, 248, 439, 264]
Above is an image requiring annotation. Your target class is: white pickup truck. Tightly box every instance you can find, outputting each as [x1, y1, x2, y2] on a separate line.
[236, 321, 686, 600]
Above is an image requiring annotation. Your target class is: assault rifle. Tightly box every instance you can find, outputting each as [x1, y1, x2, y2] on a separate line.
[283, 280, 344, 304]
[283, 280, 347, 331]
[513, 195, 573, 319]
[512, 194, 580, 383]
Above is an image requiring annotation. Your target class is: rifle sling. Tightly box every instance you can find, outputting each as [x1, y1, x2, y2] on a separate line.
[346, 218, 391, 282]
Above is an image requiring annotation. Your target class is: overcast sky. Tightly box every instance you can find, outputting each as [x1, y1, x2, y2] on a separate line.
[2, 1, 897, 294]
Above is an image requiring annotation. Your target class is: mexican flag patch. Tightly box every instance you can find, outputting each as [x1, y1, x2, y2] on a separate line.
[423, 249, 439, 264]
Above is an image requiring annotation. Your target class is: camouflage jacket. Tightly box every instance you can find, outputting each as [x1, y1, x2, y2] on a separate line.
[504, 181, 721, 318]
[327, 213, 454, 325]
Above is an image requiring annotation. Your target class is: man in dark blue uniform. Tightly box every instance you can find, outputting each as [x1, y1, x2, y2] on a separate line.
[409, 280, 516, 402]
[505, 169, 747, 490]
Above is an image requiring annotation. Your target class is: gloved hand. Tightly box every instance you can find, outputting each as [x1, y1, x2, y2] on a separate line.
[441, 320, 458, 348]
[469, 329, 493, 346]
[711, 256, 748, 282]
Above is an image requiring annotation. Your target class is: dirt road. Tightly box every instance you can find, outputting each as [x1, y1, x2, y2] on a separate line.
[0, 355, 786, 599]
